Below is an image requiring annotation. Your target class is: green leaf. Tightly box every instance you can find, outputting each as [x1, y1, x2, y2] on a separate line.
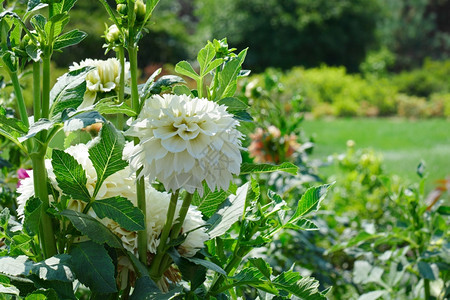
[54, 29, 87, 50]
[139, 68, 161, 98]
[52, 0, 77, 15]
[25, 289, 59, 300]
[284, 218, 319, 231]
[172, 85, 192, 96]
[60, 210, 123, 248]
[52, 149, 91, 202]
[70, 241, 117, 294]
[130, 276, 181, 300]
[44, 13, 69, 38]
[175, 61, 199, 81]
[288, 183, 333, 224]
[217, 97, 248, 111]
[27, 0, 48, 13]
[95, 100, 136, 117]
[185, 257, 226, 276]
[63, 111, 105, 132]
[207, 182, 250, 238]
[31, 254, 74, 282]
[18, 119, 55, 143]
[240, 162, 298, 175]
[204, 58, 224, 75]
[88, 122, 128, 198]
[215, 49, 247, 99]
[232, 267, 278, 294]
[437, 205, 450, 215]
[198, 42, 216, 76]
[49, 67, 93, 118]
[28, 275, 75, 300]
[30, 14, 46, 36]
[0, 208, 10, 229]
[192, 184, 229, 218]
[0, 256, 33, 276]
[167, 248, 206, 291]
[148, 75, 185, 95]
[26, 44, 42, 62]
[272, 271, 326, 299]
[23, 197, 42, 236]
[92, 196, 145, 231]
[0, 115, 28, 152]
[418, 261, 436, 280]
[249, 258, 272, 279]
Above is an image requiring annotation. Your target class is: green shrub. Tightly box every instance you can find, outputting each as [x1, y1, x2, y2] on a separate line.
[396, 94, 431, 118]
[392, 59, 450, 98]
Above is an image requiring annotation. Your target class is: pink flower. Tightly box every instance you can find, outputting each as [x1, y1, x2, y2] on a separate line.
[17, 168, 30, 188]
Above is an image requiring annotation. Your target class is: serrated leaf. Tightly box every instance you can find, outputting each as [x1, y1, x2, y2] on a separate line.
[175, 61, 199, 81]
[92, 196, 145, 231]
[0, 256, 33, 276]
[207, 182, 249, 238]
[52, 149, 91, 202]
[217, 97, 248, 111]
[148, 75, 185, 95]
[249, 258, 272, 279]
[31, 254, 74, 282]
[88, 122, 128, 198]
[54, 29, 87, 50]
[45, 13, 69, 38]
[198, 43, 216, 76]
[18, 119, 55, 143]
[23, 197, 41, 235]
[240, 162, 298, 175]
[0, 208, 10, 229]
[284, 218, 319, 231]
[28, 275, 75, 300]
[95, 100, 136, 117]
[61, 210, 123, 248]
[49, 67, 93, 118]
[52, 0, 77, 15]
[232, 267, 278, 294]
[70, 241, 116, 294]
[130, 276, 181, 300]
[215, 49, 247, 100]
[30, 14, 46, 35]
[273, 272, 326, 299]
[192, 184, 229, 218]
[288, 183, 333, 224]
[0, 115, 28, 152]
[63, 111, 105, 132]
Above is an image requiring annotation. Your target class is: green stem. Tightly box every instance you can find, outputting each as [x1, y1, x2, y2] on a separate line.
[136, 173, 147, 264]
[116, 46, 126, 130]
[32, 62, 41, 122]
[42, 55, 51, 119]
[31, 151, 57, 258]
[197, 77, 204, 98]
[424, 279, 430, 299]
[128, 46, 139, 111]
[9, 71, 29, 127]
[149, 190, 179, 280]
[170, 193, 193, 239]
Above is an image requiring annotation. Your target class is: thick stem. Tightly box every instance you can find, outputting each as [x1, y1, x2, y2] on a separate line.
[424, 279, 431, 299]
[9, 71, 29, 127]
[32, 62, 41, 122]
[128, 46, 140, 111]
[31, 151, 57, 258]
[42, 55, 51, 119]
[149, 190, 179, 280]
[197, 77, 204, 99]
[136, 174, 147, 264]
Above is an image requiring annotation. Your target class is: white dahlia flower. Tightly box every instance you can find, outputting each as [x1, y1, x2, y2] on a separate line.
[145, 187, 209, 257]
[70, 58, 130, 108]
[126, 94, 244, 195]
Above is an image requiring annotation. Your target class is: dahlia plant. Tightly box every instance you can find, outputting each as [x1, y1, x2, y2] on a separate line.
[0, 0, 332, 298]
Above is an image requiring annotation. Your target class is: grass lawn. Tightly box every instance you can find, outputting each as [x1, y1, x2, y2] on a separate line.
[302, 118, 450, 189]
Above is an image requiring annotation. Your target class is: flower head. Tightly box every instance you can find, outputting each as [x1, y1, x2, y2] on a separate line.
[70, 58, 130, 108]
[126, 94, 243, 195]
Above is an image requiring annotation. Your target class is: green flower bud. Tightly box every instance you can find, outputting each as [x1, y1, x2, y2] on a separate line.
[105, 24, 120, 43]
[117, 3, 127, 15]
[134, 0, 146, 23]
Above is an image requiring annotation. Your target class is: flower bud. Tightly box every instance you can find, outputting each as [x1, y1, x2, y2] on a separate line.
[105, 24, 120, 43]
[134, 0, 146, 23]
[117, 3, 127, 15]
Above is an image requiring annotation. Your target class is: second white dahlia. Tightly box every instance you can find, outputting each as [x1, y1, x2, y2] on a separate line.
[126, 94, 243, 195]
